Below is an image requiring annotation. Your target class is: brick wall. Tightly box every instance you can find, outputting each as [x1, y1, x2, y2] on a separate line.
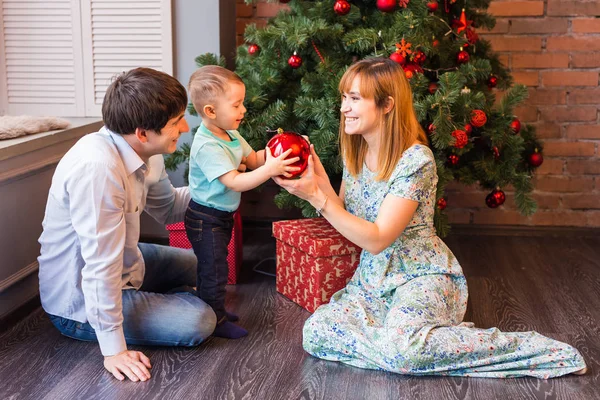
[236, 0, 600, 228]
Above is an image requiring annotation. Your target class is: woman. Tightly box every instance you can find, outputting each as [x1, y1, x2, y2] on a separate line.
[274, 58, 586, 378]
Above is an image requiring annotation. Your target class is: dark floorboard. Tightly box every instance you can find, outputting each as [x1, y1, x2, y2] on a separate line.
[1, 228, 599, 400]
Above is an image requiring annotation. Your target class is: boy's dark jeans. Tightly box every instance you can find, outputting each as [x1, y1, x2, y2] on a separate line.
[185, 200, 234, 323]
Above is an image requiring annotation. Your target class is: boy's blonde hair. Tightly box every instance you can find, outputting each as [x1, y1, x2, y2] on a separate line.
[339, 57, 428, 181]
[188, 65, 244, 117]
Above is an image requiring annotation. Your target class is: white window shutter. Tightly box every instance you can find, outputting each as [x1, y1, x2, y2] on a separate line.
[0, 0, 86, 116]
[80, 0, 173, 117]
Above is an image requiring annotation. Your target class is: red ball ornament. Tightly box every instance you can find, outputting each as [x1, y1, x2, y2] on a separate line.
[457, 49, 470, 64]
[448, 154, 460, 166]
[464, 123, 472, 134]
[248, 43, 260, 55]
[413, 50, 426, 65]
[376, 0, 396, 12]
[485, 189, 506, 208]
[487, 75, 498, 88]
[510, 118, 521, 135]
[426, 1, 439, 12]
[452, 129, 468, 149]
[494, 189, 506, 206]
[437, 197, 447, 210]
[528, 149, 543, 167]
[266, 130, 310, 178]
[470, 109, 487, 128]
[432, 38, 440, 48]
[403, 63, 423, 79]
[288, 52, 303, 69]
[428, 82, 438, 94]
[390, 51, 406, 65]
[333, 0, 351, 15]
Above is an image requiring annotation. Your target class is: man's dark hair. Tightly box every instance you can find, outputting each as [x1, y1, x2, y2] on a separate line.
[102, 67, 187, 135]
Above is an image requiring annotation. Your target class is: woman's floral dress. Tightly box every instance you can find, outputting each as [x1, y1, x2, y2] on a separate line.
[302, 144, 586, 378]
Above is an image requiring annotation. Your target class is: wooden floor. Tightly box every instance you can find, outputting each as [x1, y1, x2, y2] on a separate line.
[1, 227, 599, 400]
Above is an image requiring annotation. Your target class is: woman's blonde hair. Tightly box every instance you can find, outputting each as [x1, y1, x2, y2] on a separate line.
[339, 57, 427, 181]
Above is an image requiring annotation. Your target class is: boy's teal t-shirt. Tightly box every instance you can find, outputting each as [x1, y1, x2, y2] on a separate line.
[188, 123, 253, 212]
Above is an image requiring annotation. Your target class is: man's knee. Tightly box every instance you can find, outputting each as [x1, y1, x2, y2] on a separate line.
[184, 301, 217, 344]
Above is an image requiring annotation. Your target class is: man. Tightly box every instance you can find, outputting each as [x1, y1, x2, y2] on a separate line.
[38, 68, 216, 382]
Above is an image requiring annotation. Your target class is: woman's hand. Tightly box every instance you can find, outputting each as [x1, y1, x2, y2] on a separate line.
[273, 154, 320, 203]
[308, 144, 328, 182]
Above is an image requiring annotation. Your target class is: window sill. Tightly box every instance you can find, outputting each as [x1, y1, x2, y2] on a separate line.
[0, 118, 103, 162]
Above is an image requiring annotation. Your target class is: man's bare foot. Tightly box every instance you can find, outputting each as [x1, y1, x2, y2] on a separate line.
[572, 367, 587, 375]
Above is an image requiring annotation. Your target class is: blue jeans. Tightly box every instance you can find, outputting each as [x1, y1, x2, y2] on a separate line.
[185, 200, 234, 323]
[49, 242, 217, 347]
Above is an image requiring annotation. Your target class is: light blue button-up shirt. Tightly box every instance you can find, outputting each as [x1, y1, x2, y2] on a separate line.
[38, 127, 189, 356]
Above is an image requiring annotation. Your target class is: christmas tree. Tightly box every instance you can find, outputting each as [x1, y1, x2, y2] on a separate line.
[168, 0, 544, 236]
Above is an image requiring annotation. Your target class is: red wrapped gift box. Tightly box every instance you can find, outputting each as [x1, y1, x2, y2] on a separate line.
[166, 211, 243, 284]
[273, 218, 361, 313]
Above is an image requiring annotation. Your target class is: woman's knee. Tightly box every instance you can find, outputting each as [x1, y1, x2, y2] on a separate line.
[302, 313, 329, 355]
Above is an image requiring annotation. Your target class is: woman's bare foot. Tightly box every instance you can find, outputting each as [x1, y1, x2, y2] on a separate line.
[572, 367, 588, 375]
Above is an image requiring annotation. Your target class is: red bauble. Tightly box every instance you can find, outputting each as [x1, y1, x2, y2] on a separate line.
[248, 43, 260, 55]
[510, 118, 521, 135]
[452, 129, 468, 149]
[426, 1, 439, 12]
[390, 51, 406, 65]
[485, 189, 506, 208]
[457, 49, 470, 64]
[437, 197, 447, 210]
[428, 82, 438, 94]
[266, 131, 310, 178]
[448, 154, 460, 166]
[487, 75, 498, 88]
[413, 50, 426, 65]
[376, 0, 396, 12]
[432, 38, 440, 48]
[470, 109, 487, 128]
[288, 53, 303, 69]
[492, 146, 500, 160]
[464, 123, 472, 134]
[333, 0, 351, 15]
[528, 150, 544, 167]
[403, 63, 423, 79]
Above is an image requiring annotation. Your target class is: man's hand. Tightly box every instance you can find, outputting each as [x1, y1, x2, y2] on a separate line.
[104, 350, 152, 382]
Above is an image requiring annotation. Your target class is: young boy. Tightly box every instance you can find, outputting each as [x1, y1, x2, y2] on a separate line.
[186, 65, 299, 338]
